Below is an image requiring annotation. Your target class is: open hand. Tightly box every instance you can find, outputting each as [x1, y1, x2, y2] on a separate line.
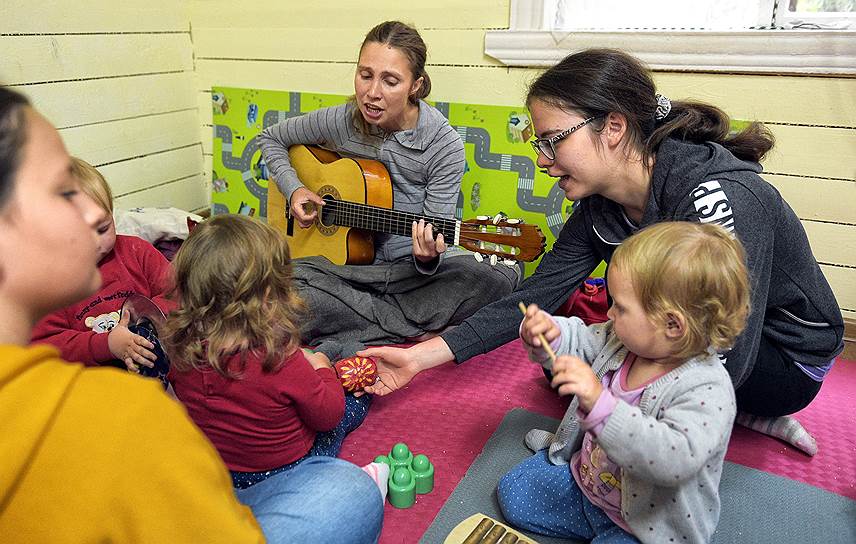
[550, 355, 602, 413]
[290, 187, 325, 228]
[356, 346, 420, 396]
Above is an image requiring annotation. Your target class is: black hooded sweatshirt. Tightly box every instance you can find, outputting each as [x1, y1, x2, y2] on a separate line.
[442, 138, 844, 388]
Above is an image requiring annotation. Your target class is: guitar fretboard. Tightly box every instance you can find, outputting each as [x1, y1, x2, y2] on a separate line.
[322, 199, 459, 242]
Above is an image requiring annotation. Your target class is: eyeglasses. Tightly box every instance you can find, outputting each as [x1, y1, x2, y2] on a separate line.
[530, 116, 597, 161]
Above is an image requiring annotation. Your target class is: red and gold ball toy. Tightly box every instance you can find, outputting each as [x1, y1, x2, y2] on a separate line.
[334, 356, 378, 392]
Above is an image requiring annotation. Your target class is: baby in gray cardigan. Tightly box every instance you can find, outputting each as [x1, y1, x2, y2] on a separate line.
[499, 222, 750, 544]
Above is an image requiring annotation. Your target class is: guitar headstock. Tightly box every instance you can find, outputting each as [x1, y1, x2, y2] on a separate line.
[459, 215, 546, 263]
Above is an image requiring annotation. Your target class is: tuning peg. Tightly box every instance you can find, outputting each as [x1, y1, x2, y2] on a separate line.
[489, 254, 498, 266]
[473, 252, 484, 263]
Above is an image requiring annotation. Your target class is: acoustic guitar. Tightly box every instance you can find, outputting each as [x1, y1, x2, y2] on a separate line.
[267, 145, 546, 266]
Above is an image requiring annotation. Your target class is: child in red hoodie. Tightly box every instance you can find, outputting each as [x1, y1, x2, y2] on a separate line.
[163, 214, 378, 491]
[31, 158, 171, 372]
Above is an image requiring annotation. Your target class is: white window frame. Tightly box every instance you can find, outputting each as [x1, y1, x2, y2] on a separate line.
[486, 0, 856, 74]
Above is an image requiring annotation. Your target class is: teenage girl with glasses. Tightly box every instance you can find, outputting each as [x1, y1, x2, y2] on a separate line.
[358, 48, 844, 456]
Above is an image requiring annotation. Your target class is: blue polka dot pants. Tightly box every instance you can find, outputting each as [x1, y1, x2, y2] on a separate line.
[310, 393, 372, 457]
[497, 449, 639, 543]
[230, 394, 372, 489]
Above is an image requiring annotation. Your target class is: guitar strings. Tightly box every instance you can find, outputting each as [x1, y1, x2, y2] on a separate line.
[322, 199, 457, 239]
[321, 199, 531, 258]
[322, 199, 526, 235]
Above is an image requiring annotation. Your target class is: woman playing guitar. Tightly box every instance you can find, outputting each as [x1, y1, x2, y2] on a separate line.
[260, 20, 520, 359]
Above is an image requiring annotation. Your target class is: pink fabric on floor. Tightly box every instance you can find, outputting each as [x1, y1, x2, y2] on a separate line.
[725, 357, 856, 500]
[340, 339, 855, 543]
[338, 340, 569, 544]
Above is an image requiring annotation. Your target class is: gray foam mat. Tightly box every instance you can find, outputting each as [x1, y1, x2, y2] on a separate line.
[421, 408, 856, 544]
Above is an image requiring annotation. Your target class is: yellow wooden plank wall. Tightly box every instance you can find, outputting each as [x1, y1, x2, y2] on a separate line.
[7, 1, 849, 318]
[0, 0, 207, 211]
[189, 0, 855, 319]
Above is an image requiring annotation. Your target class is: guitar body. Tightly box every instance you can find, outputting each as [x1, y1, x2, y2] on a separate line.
[267, 145, 392, 265]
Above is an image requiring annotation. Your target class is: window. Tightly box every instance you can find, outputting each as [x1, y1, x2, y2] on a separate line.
[487, 0, 856, 74]
[547, 0, 855, 30]
[551, 0, 770, 30]
[776, 0, 856, 29]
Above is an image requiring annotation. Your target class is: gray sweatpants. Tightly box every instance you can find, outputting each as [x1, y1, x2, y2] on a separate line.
[293, 253, 520, 358]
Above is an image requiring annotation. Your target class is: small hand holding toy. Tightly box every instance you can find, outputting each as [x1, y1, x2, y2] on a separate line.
[120, 294, 170, 389]
[334, 356, 378, 392]
[518, 301, 558, 365]
[551, 355, 603, 413]
[108, 310, 156, 372]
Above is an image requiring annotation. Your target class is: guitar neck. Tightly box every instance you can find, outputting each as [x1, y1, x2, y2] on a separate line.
[323, 199, 459, 243]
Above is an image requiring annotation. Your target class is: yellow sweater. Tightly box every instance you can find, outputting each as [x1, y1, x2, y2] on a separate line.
[0, 345, 263, 542]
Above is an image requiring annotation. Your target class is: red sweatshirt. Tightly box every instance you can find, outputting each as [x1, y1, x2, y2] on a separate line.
[31, 235, 171, 365]
[169, 349, 345, 472]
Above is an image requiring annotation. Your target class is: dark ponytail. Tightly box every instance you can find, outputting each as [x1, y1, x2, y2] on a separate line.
[650, 101, 774, 163]
[527, 49, 774, 165]
[0, 87, 30, 210]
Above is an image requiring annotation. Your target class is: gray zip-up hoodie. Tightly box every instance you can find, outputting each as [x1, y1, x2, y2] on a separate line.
[443, 138, 844, 387]
[524, 317, 735, 544]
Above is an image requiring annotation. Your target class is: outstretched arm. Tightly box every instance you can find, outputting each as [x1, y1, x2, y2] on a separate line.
[441, 207, 601, 363]
[358, 336, 454, 397]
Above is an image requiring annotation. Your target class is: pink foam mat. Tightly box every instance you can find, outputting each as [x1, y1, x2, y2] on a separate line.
[725, 356, 856, 500]
[339, 341, 855, 543]
[338, 340, 569, 544]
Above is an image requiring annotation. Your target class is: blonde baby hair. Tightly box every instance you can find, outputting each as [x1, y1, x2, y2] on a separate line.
[610, 221, 750, 360]
[162, 214, 306, 377]
[70, 157, 113, 214]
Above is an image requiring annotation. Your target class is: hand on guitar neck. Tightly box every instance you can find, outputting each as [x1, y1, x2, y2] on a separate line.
[412, 218, 447, 263]
[290, 187, 326, 228]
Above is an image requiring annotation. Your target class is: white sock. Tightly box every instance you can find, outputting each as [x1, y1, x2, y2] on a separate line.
[524, 428, 555, 452]
[736, 413, 818, 456]
[361, 462, 389, 502]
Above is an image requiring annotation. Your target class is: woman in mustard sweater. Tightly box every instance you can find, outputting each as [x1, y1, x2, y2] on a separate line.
[0, 86, 382, 543]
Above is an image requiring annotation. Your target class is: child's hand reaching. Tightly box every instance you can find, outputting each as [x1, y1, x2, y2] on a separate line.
[303, 350, 333, 370]
[108, 313, 156, 373]
[520, 303, 560, 360]
[550, 355, 603, 413]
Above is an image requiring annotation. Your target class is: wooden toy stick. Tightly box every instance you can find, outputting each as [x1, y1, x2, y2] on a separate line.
[518, 301, 557, 365]
[462, 517, 494, 544]
[445, 514, 536, 544]
[481, 525, 508, 544]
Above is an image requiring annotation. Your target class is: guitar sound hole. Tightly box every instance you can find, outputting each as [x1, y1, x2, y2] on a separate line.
[319, 196, 337, 228]
[315, 194, 338, 236]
